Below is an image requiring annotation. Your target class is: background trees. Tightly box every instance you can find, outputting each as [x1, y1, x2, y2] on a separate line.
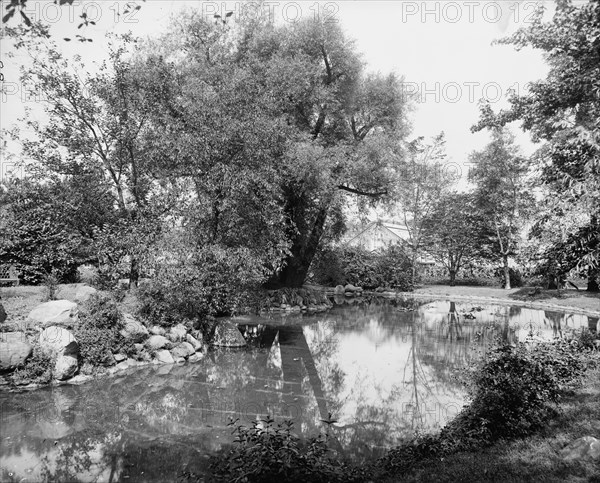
[468, 128, 534, 289]
[421, 192, 492, 286]
[473, 0, 600, 291]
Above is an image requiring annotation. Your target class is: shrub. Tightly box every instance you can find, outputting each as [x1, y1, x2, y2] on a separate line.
[41, 269, 60, 301]
[10, 344, 53, 385]
[311, 245, 413, 291]
[74, 294, 132, 367]
[382, 340, 588, 474]
[211, 417, 368, 482]
[138, 245, 268, 327]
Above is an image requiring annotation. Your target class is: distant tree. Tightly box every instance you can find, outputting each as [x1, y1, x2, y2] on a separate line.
[473, 0, 600, 291]
[468, 128, 534, 289]
[421, 192, 493, 286]
[395, 134, 448, 285]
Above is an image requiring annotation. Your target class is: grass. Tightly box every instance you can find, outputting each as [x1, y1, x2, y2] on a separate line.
[391, 364, 600, 483]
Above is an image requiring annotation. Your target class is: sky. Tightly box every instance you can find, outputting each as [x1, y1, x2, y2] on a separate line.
[0, 0, 553, 182]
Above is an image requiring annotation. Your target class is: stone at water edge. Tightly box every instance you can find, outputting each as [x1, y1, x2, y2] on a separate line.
[28, 300, 78, 328]
[146, 335, 170, 350]
[74, 285, 97, 303]
[211, 320, 247, 347]
[149, 325, 166, 336]
[186, 333, 203, 352]
[113, 353, 127, 363]
[39, 326, 78, 356]
[120, 314, 149, 343]
[0, 332, 32, 371]
[54, 354, 78, 380]
[170, 342, 195, 359]
[334, 285, 345, 295]
[155, 349, 174, 364]
[188, 352, 205, 363]
[560, 436, 600, 461]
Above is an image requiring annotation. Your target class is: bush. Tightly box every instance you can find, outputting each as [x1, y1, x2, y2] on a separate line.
[74, 294, 132, 367]
[211, 417, 368, 482]
[311, 245, 413, 291]
[138, 245, 268, 327]
[10, 344, 53, 385]
[382, 340, 587, 474]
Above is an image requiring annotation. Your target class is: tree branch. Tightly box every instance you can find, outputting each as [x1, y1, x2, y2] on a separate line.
[337, 185, 387, 197]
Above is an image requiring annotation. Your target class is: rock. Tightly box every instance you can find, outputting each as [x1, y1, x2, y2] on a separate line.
[173, 356, 186, 364]
[344, 284, 358, 292]
[561, 436, 600, 461]
[150, 325, 166, 336]
[39, 326, 78, 357]
[134, 343, 145, 353]
[28, 300, 78, 328]
[188, 352, 205, 363]
[120, 314, 149, 342]
[171, 342, 195, 359]
[146, 335, 170, 350]
[155, 349, 174, 364]
[0, 332, 32, 371]
[103, 353, 117, 366]
[211, 320, 247, 347]
[168, 323, 187, 342]
[74, 285, 97, 303]
[334, 285, 345, 294]
[54, 354, 78, 380]
[186, 333, 203, 352]
[113, 353, 126, 363]
[0, 302, 6, 324]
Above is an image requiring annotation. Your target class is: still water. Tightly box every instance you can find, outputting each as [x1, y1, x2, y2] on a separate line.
[0, 298, 596, 482]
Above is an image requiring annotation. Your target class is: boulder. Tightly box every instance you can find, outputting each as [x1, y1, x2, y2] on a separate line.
[170, 342, 195, 359]
[560, 436, 600, 461]
[149, 325, 166, 336]
[120, 314, 149, 342]
[188, 352, 205, 363]
[167, 323, 187, 343]
[28, 300, 78, 328]
[186, 333, 203, 352]
[146, 335, 169, 350]
[344, 284, 358, 293]
[155, 349, 174, 364]
[334, 285, 345, 295]
[0, 302, 6, 324]
[74, 285, 97, 303]
[39, 326, 78, 357]
[113, 353, 127, 363]
[0, 332, 32, 371]
[54, 354, 78, 380]
[211, 320, 246, 347]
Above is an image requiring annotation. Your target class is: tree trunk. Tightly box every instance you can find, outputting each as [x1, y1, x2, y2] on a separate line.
[449, 269, 456, 286]
[267, 205, 329, 288]
[587, 266, 599, 292]
[129, 256, 139, 289]
[503, 254, 511, 289]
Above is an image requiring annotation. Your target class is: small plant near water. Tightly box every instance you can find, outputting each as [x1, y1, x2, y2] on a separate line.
[210, 416, 368, 482]
[381, 338, 588, 474]
[10, 343, 53, 385]
[74, 294, 133, 367]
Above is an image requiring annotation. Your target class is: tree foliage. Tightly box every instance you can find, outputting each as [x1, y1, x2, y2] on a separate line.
[468, 128, 534, 289]
[473, 0, 600, 289]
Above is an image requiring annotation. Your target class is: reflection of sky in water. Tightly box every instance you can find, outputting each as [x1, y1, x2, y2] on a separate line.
[0, 299, 596, 481]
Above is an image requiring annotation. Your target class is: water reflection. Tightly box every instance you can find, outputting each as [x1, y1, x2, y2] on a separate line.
[0, 299, 592, 481]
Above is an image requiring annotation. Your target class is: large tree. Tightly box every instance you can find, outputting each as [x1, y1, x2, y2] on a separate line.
[145, 13, 412, 287]
[473, 0, 600, 291]
[468, 128, 534, 289]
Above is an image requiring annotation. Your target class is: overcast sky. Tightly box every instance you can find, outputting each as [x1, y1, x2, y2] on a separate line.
[1, 0, 553, 179]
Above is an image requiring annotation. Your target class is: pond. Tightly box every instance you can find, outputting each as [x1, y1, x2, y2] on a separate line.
[0, 298, 596, 482]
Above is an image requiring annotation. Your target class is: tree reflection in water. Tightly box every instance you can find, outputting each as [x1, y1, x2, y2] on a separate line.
[0, 299, 591, 481]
